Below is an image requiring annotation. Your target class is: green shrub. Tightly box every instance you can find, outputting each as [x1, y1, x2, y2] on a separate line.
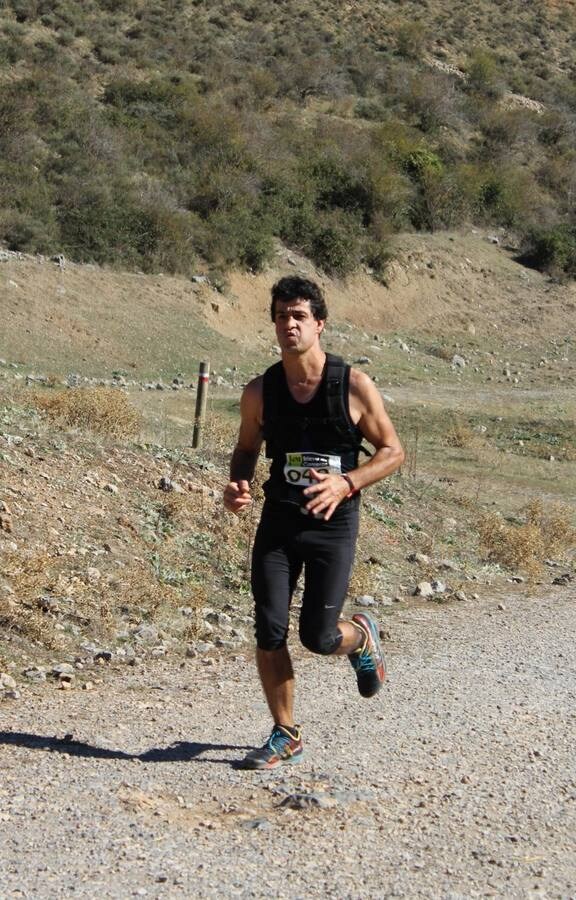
[309, 212, 362, 276]
[466, 48, 503, 98]
[521, 225, 576, 276]
[395, 22, 427, 60]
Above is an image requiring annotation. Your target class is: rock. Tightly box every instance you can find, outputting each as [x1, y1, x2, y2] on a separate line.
[51, 663, 75, 679]
[3, 688, 20, 700]
[216, 639, 238, 650]
[407, 552, 430, 566]
[86, 567, 101, 584]
[437, 559, 457, 571]
[133, 624, 159, 643]
[206, 611, 232, 627]
[354, 356, 372, 365]
[552, 573, 573, 586]
[0, 499, 13, 533]
[414, 582, 434, 598]
[430, 580, 446, 593]
[279, 792, 338, 810]
[497, 602, 506, 611]
[37, 595, 61, 613]
[23, 666, 46, 682]
[104, 483, 119, 494]
[0, 673, 17, 689]
[451, 354, 466, 368]
[454, 590, 467, 602]
[356, 594, 377, 607]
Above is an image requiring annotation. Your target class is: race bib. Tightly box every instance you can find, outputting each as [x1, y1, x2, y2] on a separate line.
[284, 452, 342, 486]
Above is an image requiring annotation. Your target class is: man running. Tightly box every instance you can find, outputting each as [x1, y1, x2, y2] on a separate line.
[224, 276, 404, 769]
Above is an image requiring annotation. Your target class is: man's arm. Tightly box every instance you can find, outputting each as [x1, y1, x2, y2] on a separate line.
[303, 369, 405, 520]
[223, 377, 264, 514]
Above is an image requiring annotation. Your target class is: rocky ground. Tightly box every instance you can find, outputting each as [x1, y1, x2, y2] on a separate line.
[1, 589, 575, 899]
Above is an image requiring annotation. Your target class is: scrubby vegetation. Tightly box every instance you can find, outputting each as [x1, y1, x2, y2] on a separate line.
[30, 387, 142, 436]
[1, 0, 576, 277]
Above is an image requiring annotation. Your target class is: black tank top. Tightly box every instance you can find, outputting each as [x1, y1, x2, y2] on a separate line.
[262, 355, 363, 504]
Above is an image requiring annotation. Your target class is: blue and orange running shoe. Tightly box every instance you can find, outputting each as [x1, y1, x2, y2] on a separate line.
[241, 725, 304, 770]
[348, 613, 386, 698]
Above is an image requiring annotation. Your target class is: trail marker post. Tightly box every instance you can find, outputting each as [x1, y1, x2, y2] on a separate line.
[192, 361, 210, 449]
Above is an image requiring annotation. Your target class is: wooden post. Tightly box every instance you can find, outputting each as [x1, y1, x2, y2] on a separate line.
[192, 361, 210, 449]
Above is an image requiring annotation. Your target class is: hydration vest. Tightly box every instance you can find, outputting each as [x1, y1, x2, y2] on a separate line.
[262, 353, 365, 505]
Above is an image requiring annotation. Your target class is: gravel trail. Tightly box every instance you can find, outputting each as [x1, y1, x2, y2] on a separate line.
[1, 591, 575, 899]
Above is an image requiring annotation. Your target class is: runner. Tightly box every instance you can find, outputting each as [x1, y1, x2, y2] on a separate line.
[224, 276, 405, 769]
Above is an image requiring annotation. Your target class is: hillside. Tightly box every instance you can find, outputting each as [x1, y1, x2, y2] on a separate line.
[2, 0, 576, 278]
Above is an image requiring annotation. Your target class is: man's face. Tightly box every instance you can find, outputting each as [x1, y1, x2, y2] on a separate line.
[273, 299, 325, 354]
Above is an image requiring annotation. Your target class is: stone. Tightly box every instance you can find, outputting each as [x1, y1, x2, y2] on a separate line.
[279, 793, 338, 810]
[0, 673, 17, 689]
[3, 689, 20, 700]
[454, 590, 467, 602]
[430, 580, 446, 593]
[103, 483, 119, 494]
[0, 500, 13, 533]
[354, 356, 372, 365]
[414, 582, 434, 598]
[23, 666, 46, 682]
[133, 624, 159, 643]
[452, 354, 466, 368]
[438, 559, 457, 571]
[356, 595, 377, 607]
[407, 552, 430, 565]
[51, 663, 75, 678]
[86, 567, 101, 584]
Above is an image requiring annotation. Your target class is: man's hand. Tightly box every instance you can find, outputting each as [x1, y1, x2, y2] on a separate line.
[302, 469, 350, 521]
[224, 479, 253, 514]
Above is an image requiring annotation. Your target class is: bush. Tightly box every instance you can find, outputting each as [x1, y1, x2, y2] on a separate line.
[395, 22, 427, 60]
[309, 211, 362, 276]
[520, 225, 576, 276]
[478, 500, 575, 574]
[31, 387, 142, 436]
[466, 48, 503, 99]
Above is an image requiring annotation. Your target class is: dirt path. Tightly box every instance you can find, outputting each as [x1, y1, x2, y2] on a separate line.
[1, 591, 575, 898]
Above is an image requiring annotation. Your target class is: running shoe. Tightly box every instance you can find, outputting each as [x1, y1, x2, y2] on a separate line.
[348, 613, 386, 698]
[241, 725, 304, 770]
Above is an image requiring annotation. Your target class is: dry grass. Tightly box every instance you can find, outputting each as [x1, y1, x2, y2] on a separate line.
[445, 421, 477, 449]
[30, 387, 142, 436]
[0, 552, 64, 647]
[478, 500, 576, 575]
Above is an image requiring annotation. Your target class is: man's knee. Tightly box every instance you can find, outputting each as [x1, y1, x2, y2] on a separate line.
[299, 622, 341, 656]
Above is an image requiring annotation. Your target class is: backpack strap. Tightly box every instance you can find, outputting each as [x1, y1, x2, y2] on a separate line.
[324, 353, 370, 455]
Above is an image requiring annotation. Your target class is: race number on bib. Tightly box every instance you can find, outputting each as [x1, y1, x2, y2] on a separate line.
[284, 452, 342, 486]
